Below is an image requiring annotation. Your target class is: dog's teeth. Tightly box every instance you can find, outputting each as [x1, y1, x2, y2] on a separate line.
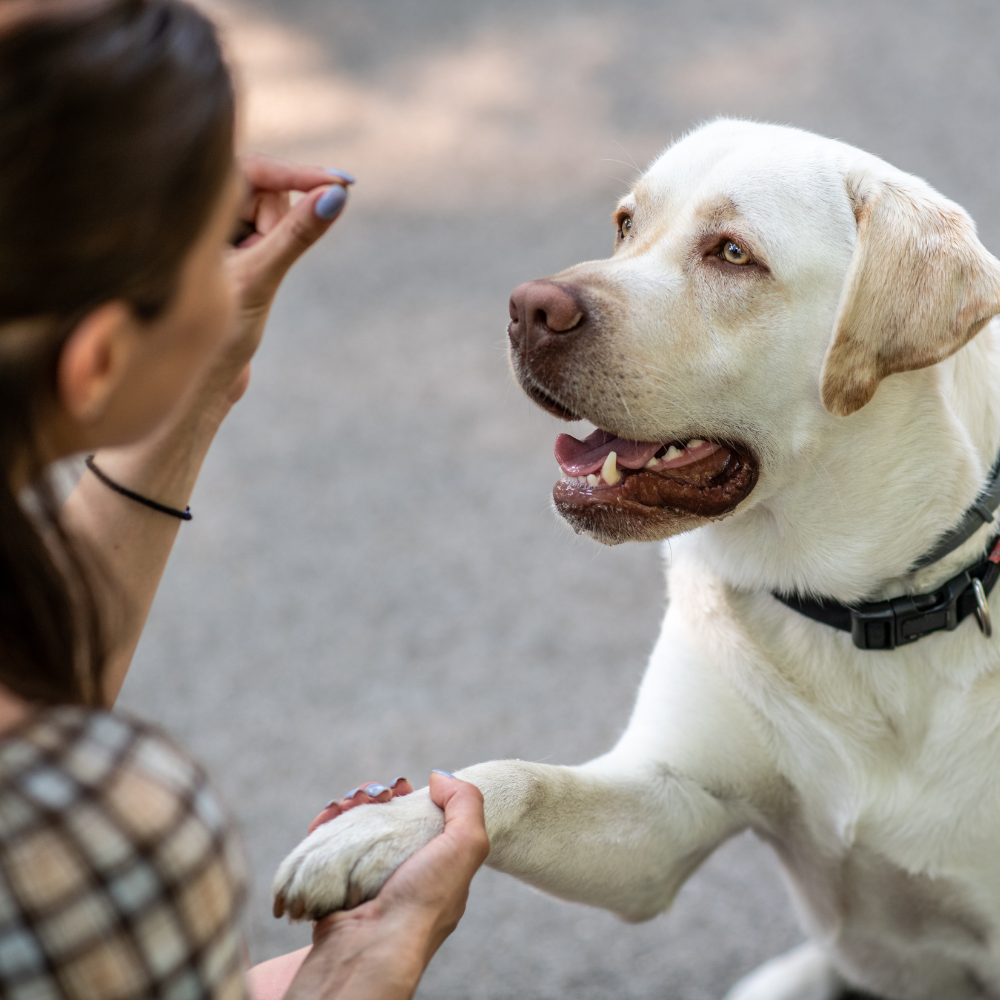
[687, 438, 704, 449]
[601, 451, 621, 486]
[587, 474, 599, 486]
[645, 457, 659, 468]
[665, 445, 682, 461]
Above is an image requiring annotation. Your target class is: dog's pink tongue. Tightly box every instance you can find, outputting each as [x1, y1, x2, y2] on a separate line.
[554, 429, 662, 475]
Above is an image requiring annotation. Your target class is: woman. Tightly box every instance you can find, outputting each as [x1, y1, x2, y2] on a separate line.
[0, 1, 488, 998]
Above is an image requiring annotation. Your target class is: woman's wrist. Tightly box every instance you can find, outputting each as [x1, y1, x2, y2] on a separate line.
[88, 365, 234, 509]
[286, 902, 437, 1000]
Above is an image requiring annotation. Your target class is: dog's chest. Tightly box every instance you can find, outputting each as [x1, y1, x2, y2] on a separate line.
[753, 652, 1000, 994]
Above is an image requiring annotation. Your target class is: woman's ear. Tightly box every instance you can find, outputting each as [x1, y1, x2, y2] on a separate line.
[56, 302, 138, 423]
[820, 170, 1000, 417]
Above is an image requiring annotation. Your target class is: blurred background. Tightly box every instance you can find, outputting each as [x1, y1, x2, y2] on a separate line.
[117, 1, 1000, 997]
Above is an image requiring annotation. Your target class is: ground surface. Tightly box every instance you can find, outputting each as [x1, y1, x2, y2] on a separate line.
[117, 2, 1000, 996]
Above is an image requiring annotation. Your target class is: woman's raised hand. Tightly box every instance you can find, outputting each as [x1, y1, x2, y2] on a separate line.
[213, 153, 353, 405]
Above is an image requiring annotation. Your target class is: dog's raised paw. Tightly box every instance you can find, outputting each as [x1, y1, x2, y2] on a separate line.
[272, 787, 444, 920]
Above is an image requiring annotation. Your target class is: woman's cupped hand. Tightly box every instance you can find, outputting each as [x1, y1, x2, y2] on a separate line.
[248, 772, 489, 1000]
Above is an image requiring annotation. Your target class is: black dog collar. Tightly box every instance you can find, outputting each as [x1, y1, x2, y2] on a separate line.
[774, 454, 1000, 650]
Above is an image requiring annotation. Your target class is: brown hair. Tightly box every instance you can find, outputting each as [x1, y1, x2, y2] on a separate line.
[0, 0, 235, 704]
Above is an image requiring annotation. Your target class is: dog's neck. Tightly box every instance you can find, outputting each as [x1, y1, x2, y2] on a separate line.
[690, 321, 1000, 605]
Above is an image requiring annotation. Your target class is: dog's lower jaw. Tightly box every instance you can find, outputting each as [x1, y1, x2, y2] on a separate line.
[554, 500, 715, 545]
[553, 447, 759, 544]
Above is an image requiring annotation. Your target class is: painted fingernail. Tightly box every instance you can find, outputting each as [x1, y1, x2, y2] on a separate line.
[343, 787, 362, 800]
[364, 783, 389, 796]
[324, 799, 337, 809]
[326, 168, 356, 184]
[431, 769, 456, 778]
[315, 185, 348, 220]
[390, 776, 408, 788]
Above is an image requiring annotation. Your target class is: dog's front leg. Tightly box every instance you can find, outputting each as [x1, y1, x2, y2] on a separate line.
[271, 754, 742, 922]
[461, 755, 745, 921]
[273, 597, 767, 922]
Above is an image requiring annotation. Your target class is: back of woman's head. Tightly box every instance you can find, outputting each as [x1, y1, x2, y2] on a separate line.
[0, 0, 234, 705]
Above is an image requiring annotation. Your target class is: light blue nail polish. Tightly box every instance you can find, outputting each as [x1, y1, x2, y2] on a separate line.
[391, 776, 408, 787]
[344, 787, 361, 799]
[326, 168, 356, 184]
[365, 783, 389, 796]
[324, 799, 337, 809]
[431, 769, 456, 778]
[315, 185, 348, 220]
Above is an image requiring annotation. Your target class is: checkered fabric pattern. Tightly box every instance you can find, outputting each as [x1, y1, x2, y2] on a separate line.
[0, 707, 248, 1000]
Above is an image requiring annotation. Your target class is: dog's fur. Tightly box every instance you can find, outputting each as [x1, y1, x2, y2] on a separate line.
[273, 120, 1000, 1000]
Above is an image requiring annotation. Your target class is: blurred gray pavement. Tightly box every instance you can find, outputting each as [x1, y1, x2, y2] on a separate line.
[117, 1, 1000, 996]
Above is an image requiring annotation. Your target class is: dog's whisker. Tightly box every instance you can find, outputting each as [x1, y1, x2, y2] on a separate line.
[610, 139, 641, 173]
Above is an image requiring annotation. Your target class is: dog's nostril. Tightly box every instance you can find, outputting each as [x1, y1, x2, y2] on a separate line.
[508, 280, 585, 346]
[529, 284, 585, 334]
[545, 308, 583, 333]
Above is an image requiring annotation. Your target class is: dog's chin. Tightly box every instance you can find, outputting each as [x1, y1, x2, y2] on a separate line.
[519, 378, 580, 421]
[553, 444, 758, 545]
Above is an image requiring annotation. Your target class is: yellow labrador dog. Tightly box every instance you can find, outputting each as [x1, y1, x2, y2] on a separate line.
[273, 120, 1000, 1000]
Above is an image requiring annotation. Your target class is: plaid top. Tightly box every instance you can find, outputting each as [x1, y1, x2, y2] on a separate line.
[0, 706, 248, 1000]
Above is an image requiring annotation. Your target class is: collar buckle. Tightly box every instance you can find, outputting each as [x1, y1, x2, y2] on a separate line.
[850, 570, 977, 650]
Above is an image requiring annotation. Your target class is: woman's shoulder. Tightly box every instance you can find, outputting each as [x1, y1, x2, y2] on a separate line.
[0, 705, 239, 860]
[0, 706, 247, 1000]
[0, 705, 219, 834]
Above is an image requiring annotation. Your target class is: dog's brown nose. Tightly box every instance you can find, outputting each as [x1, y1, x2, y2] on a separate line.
[508, 281, 586, 355]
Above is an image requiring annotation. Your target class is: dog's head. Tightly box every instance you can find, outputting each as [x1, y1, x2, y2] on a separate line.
[508, 119, 1000, 546]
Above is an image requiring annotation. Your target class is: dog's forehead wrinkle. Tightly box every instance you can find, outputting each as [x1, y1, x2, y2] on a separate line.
[628, 182, 674, 230]
[692, 193, 740, 227]
[635, 181, 849, 285]
[642, 127, 860, 248]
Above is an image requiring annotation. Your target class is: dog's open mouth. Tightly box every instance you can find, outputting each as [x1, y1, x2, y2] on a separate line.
[551, 428, 758, 541]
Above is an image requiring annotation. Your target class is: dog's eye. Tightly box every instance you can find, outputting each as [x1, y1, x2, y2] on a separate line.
[619, 216, 633, 240]
[721, 240, 750, 265]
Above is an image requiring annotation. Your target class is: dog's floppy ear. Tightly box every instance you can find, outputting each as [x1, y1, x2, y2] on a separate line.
[821, 171, 1000, 416]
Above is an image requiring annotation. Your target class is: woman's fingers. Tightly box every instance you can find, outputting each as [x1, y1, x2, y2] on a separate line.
[238, 151, 351, 195]
[305, 778, 413, 834]
[367, 772, 488, 952]
[228, 152, 355, 310]
[243, 189, 290, 239]
[428, 772, 490, 871]
[234, 153, 351, 247]
[207, 154, 354, 406]
[305, 801, 342, 836]
[232, 183, 349, 309]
